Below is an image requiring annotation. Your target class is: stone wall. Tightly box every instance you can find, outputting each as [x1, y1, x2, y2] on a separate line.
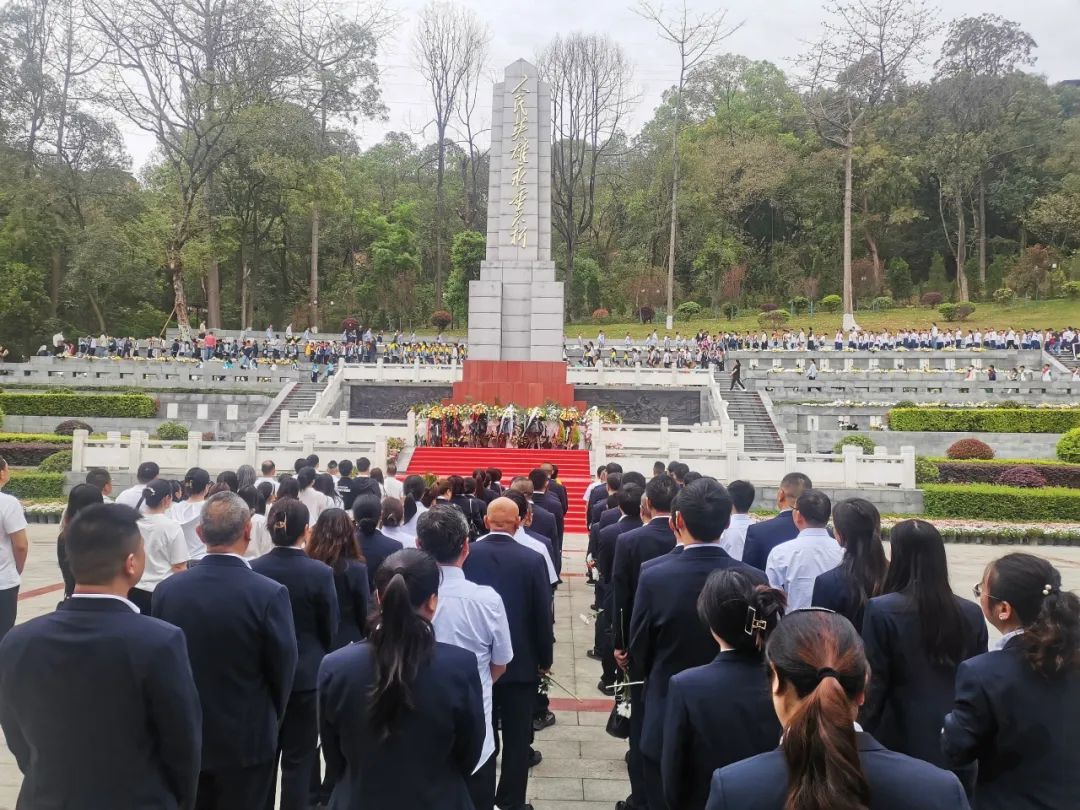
[348, 384, 453, 419]
[575, 387, 705, 425]
[754, 484, 924, 515]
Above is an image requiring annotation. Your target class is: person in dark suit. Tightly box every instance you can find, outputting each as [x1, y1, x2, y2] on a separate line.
[319, 548, 485, 810]
[152, 492, 298, 810]
[0, 503, 202, 810]
[529, 468, 564, 544]
[811, 498, 888, 632]
[463, 498, 554, 810]
[541, 463, 568, 516]
[588, 463, 621, 515]
[591, 484, 643, 688]
[859, 519, 986, 777]
[252, 498, 339, 810]
[308, 508, 370, 648]
[662, 566, 784, 810]
[353, 495, 402, 590]
[741, 472, 811, 572]
[943, 552, 1080, 810]
[705, 610, 970, 810]
[630, 478, 768, 810]
[589, 472, 621, 527]
[509, 478, 560, 580]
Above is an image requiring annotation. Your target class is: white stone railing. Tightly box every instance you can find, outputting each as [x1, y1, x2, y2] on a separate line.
[308, 367, 344, 419]
[567, 365, 713, 387]
[278, 412, 410, 447]
[339, 361, 462, 384]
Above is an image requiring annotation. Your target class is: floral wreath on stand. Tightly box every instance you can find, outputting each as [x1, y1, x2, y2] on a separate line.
[410, 403, 621, 448]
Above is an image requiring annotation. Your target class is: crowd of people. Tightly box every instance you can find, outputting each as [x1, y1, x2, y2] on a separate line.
[0, 452, 1077, 810]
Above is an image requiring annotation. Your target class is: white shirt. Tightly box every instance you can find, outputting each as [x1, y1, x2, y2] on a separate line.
[720, 513, 754, 562]
[245, 513, 273, 559]
[69, 593, 140, 613]
[511, 527, 559, 585]
[432, 566, 514, 770]
[299, 487, 331, 526]
[381, 523, 417, 548]
[0, 490, 28, 589]
[766, 528, 843, 611]
[382, 477, 403, 500]
[994, 628, 1025, 651]
[254, 476, 279, 495]
[169, 500, 208, 561]
[136, 513, 189, 591]
[115, 484, 149, 513]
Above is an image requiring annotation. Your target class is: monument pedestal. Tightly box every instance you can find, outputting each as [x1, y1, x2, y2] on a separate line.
[449, 360, 584, 409]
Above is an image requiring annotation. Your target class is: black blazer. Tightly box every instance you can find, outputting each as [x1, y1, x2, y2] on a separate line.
[629, 545, 767, 761]
[662, 651, 781, 810]
[252, 547, 339, 691]
[588, 482, 608, 513]
[463, 533, 553, 683]
[152, 554, 298, 771]
[741, 511, 797, 572]
[597, 516, 643, 586]
[530, 503, 559, 548]
[611, 517, 675, 650]
[329, 560, 370, 648]
[534, 490, 565, 538]
[812, 564, 868, 632]
[860, 591, 987, 768]
[318, 640, 485, 810]
[705, 733, 970, 810]
[0, 598, 202, 810]
[548, 479, 569, 515]
[587, 503, 619, 559]
[358, 530, 403, 590]
[942, 636, 1080, 810]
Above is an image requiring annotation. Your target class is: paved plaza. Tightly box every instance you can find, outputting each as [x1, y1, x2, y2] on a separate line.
[3, 526, 1080, 809]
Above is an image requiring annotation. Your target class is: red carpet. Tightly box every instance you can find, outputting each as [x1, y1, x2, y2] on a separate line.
[404, 447, 593, 533]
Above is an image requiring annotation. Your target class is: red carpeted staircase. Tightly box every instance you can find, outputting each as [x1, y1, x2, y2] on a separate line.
[404, 447, 593, 533]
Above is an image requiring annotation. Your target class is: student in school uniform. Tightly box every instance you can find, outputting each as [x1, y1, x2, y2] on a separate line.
[704, 610, 970, 810]
[812, 498, 888, 632]
[130, 480, 189, 614]
[943, 553, 1080, 810]
[318, 549, 485, 810]
[662, 568, 785, 810]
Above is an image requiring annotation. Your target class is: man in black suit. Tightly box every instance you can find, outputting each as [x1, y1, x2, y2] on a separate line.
[588, 461, 621, 514]
[629, 478, 767, 810]
[541, 462, 569, 516]
[529, 468, 565, 543]
[0, 504, 201, 809]
[741, 472, 812, 571]
[252, 506, 339, 810]
[464, 498, 554, 810]
[153, 492, 298, 810]
[510, 477, 559, 554]
[589, 472, 622, 526]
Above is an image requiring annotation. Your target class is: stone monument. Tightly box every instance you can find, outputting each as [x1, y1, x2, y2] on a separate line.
[451, 59, 580, 407]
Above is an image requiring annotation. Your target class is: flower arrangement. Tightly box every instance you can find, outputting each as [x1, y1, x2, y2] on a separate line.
[409, 402, 621, 448]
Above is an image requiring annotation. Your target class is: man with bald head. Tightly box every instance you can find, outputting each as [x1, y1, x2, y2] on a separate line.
[464, 497, 554, 810]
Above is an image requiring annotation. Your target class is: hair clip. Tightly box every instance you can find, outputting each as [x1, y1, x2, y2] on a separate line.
[1042, 583, 1055, 596]
[744, 606, 768, 636]
[274, 519, 287, 530]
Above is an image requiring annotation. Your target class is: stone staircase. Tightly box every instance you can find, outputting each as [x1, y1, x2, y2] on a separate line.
[256, 382, 326, 440]
[715, 389, 785, 452]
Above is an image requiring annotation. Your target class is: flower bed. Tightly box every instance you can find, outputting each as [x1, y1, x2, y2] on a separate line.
[22, 501, 65, 523]
[889, 407, 1080, 434]
[929, 459, 1080, 489]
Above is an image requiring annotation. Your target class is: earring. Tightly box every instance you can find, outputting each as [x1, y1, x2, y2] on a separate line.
[999, 614, 1007, 621]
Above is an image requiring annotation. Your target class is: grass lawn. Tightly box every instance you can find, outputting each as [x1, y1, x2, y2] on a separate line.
[564, 298, 1080, 339]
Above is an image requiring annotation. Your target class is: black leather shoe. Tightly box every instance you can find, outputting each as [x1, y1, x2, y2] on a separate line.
[528, 748, 543, 768]
[585, 648, 602, 661]
[532, 710, 556, 731]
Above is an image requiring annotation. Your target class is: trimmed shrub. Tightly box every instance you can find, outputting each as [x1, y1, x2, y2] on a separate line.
[790, 295, 810, 314]
[721, 302, 738, 320]
[155, 422, 189, 440]
[38, 450, 73, 473]
[759, 302, 779, 312]
[992, 287, 1016, 306]
[834, 434, 876, 454]
[1063, 281, 1080, 300]
[1059, 428, 1080, 463]
[872, 296, 894, 310]
[0, 393, 157, 418]
[996, 465, 1047, 488]
[675, 301, 702, 320]
[0, 433, 71, 445]
[936, 460, 1080, 489]
[820, 294, 842, 312]
[591, 308, 611, 322]
[757, 309, 790, 329]
[430, 310, 452, 331]
[915, 456, 939, 484]
[938, 302, 958, 321]
[889, 408, 1080, 435]
[4, 472, 65, 500]
[956, 302, 975, 321]
[947, 438, 994, 460]
[0, 444, 70, 466]
[54, 420, 93, 436]
[921, 291, 943, 307]
[923, 484, 1080, 521]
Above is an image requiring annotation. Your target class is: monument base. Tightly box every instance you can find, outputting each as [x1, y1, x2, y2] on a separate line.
[449, 360, 584, 409]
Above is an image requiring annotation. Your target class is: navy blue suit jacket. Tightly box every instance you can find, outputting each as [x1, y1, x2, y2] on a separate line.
[0, 598, 202, 810]
[548, 480, 569, 515]
[860, 591, 987, 768]
[597, 517, 642, 585]
[152, 554, 298, 770]
[942, 636, 1080, 810]
[812, 564, 867, 631]
[327, 559, 370, 648]
[662, 650, 781, 810]
[705, 733, 970, 810]
[358, 530, 403, 590]
[534, 490, 564, 537]
[741, 511, 797, 572]
[252, 547, 339, 691]
[463, 533, 553, 683]
[587, 504, 619, 559]
[629, 545, 767, 761]
[525, 527, 557, 579]
[529, 503, 559, 548]
[319, 641, 485, 810]
[611, 517, 675, 650]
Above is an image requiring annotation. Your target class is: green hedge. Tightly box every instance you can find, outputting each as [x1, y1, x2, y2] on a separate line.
[0, 432, 72, 445]
[4, 472, 65, 500]
[38, 450, 72, 473]
[889, 408, 1080, 434]
[923, 483, 1080, 521]
[1059, 428, 1080, 463]
[0, 444, 71, 466]
[0, 393, 157, 418]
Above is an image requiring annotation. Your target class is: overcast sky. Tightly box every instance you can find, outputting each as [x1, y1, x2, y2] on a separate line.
[123, 0, 1080, 168]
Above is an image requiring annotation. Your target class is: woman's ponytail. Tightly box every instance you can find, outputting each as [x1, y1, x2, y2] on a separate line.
[267, 498, 309, 547]
[353, 494, 381, 536]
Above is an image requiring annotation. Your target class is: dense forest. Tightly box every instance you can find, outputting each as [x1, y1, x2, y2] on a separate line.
[1, 0, 1078, 354]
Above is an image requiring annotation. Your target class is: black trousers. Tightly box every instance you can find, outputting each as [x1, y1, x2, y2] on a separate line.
[642, 754, 670, 810]
[467, 751, 497, 810]
[0, 585, 18, 643]
[195, 761, 275, 810]
[272, 689, 318, 810]
[493, 681, 535, 810]
[625, 684, 647, 808]
[128, 587, 153, 615]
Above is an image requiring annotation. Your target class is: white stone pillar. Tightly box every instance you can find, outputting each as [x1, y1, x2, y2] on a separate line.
[128, 430, 147, 472]
[412, 359, 421, 383]
[590, 413, 606, 468]
[375, 358, 385, 381]
[245, 432, 259, 466]
[302, 433, 315, 457]
[375, 434, 388, 469]
[807, 416, 820, 454]
[72, 429, 88, 473]
[725, 450, 739, 481]
[186, 432, 202, 468]
[784, 443, 798, 470]
[660, 417, 670, 457]
[842, 445, 860, 487]
[900, 445, 916, 489]
[406, 411, 417, 447]
[339, 411, 349, 439]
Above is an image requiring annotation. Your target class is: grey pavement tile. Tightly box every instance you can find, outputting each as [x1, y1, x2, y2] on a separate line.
[583, 778, 636, 802]
[527, 776, 584, 800]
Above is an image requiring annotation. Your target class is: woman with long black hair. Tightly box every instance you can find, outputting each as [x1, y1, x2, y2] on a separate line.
[352, 495, 402, 591]
[705, 610, 969, 810]
[56, 483, 104, 597]
[307, 508, 370, 647]
[943, 553, 1080, 810]
[859, 519, 987, 772]
[812, 498, 888, 631]
[318, 548, 485, 809]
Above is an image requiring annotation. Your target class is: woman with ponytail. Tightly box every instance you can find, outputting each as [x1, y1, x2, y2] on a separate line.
[169, 467, 211, 562]
[812, 498, 887, 631]
[308, 508, 370, 647]
[705, 610, 970, 810]
[318, 549, 485, 810]
[860, 520, 986, 772]
[662, 568, 786, 810]
[130, 479, 188, 613]
[353, 495, 402, 590]
[380, 495, 417, 549]
[943, 553, 1080, 810]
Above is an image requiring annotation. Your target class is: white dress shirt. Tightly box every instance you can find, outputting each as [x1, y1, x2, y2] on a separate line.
[69, 593, 140, 613]
[114, 484, 149, 514]
[254, 476, 279, 495]
[382, 476, 403, 500]
[245, 513, 273, 559]
[720, 513, 754, 561]
[168, 500, 208, 562]
[432, 566, 514, 770]
[993, 628, 1025, 651]
[766, 527, 843, 610]
[511, 527, 559, 585]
